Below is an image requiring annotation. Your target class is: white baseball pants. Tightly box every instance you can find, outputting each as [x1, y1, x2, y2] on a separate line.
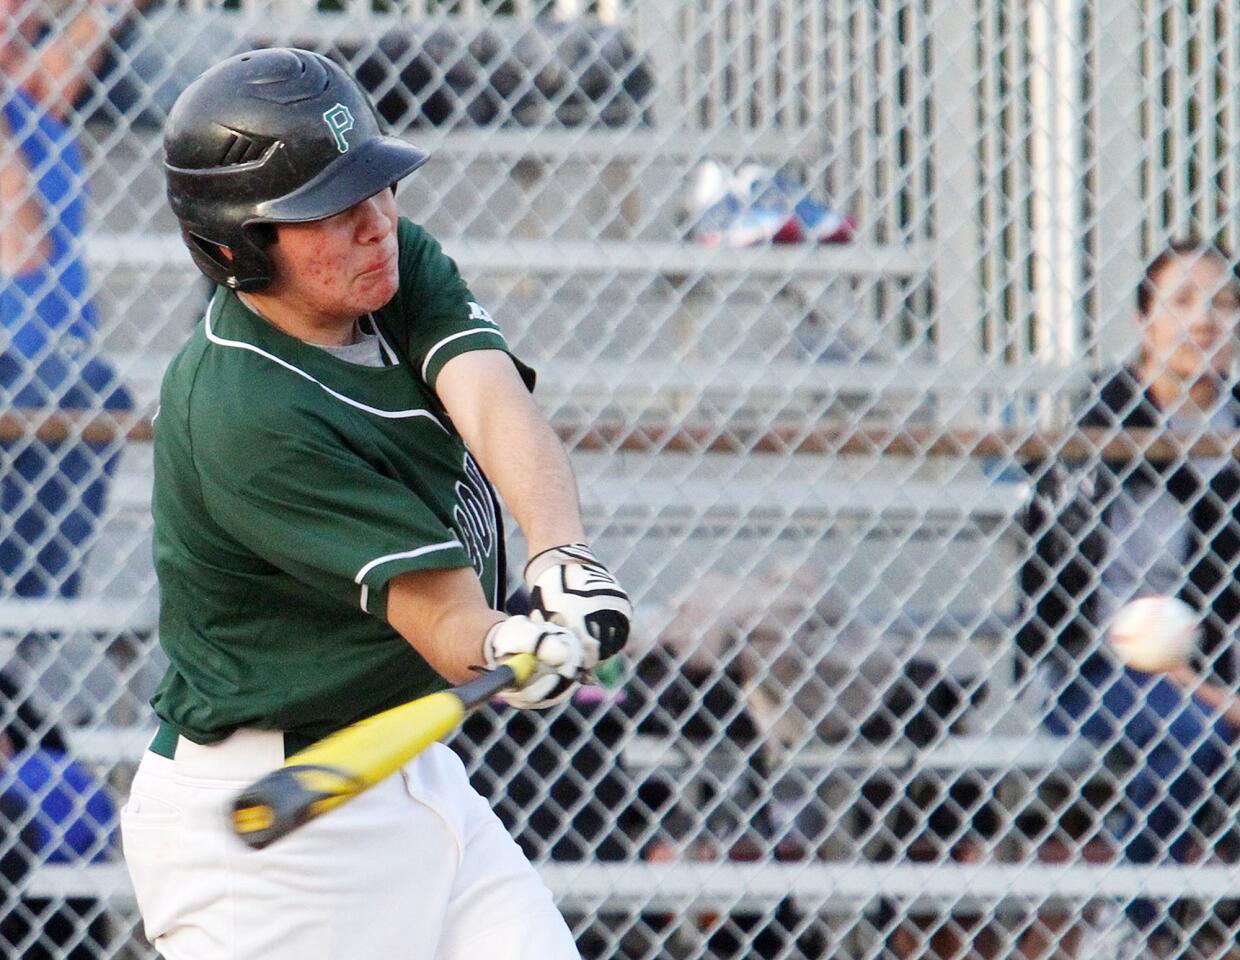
[121, 731, 580, 960]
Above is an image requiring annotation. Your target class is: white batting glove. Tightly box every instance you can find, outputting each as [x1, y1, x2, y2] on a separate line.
[524, 544, 632, 665]
[482, 615, 585, 710]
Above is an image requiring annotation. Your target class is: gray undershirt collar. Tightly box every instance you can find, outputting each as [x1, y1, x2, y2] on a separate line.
[316, 328, 387, 367]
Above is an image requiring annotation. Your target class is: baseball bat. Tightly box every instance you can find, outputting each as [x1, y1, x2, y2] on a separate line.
[231, 652, 538, 850]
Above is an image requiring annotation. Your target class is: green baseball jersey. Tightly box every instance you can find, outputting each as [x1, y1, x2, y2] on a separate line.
[150, 218, 532, 745]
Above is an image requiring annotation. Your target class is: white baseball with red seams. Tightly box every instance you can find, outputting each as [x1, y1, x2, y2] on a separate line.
[1107, 595, 1199, 672]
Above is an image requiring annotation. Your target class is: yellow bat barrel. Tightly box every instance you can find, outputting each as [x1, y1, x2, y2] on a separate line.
[232, 653, 538, 849]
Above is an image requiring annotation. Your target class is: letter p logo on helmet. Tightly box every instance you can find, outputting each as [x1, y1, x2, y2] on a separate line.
[322, 103, 355, 153]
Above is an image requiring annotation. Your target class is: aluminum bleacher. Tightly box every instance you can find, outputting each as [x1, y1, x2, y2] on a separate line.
[10, 3, 1236, 957]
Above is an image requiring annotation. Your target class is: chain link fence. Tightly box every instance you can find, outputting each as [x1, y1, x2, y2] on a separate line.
[3, 0, 1240, 957]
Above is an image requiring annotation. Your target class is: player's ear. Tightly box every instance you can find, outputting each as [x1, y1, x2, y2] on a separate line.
[218, 245, 234, 263]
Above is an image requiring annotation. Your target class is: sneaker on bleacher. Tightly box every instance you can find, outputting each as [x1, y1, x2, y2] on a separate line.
[685, 161, 855, 247]
[685, 160, 798, 247]
[792, 193, 856, 243]
[739, 164, 857, 244]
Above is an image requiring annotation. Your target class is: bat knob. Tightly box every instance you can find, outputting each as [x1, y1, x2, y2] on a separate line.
[231, 764, 361, 850]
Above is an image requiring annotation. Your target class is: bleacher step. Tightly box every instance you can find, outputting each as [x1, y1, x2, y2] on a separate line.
[30, 861, 1240, 912]
[87, 234, 930, 279]
[623, 733, 1093, 776]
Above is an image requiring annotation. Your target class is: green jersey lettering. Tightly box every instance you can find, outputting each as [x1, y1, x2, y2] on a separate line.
[322, 102, 355, 153]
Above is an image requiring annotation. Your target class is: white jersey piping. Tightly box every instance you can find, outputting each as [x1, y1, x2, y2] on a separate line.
[369, 314, 400, 366]
[203, 297, 446, 430]
[355, 540, 464, 612]
[420, 327, 507, 383]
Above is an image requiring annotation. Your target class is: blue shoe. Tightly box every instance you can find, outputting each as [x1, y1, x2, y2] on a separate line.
[760, 170, 856, 243]
[691, 195, 796, 247]
[793, 195, 856, 243]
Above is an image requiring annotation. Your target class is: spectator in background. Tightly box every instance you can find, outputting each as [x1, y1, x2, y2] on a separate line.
[1, 0, 139, 599]
[455, 588, 634, 960]
[646, 558, 995, 960]
[0, 670, 116, 959]
[457, 583, 631, 853]
[1018, 239, 1240, 956]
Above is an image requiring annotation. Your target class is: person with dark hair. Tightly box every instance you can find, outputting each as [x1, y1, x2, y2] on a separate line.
[1019, 239, 1240, 954]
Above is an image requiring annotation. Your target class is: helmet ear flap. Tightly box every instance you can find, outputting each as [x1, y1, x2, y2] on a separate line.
[182, 228, 236, 288]
[231, 223, 277, 292]
[181, 224, 277, 292]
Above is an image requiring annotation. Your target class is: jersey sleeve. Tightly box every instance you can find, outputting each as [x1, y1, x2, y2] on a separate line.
[194, 412, 473, 622]
[393, 219, 536, 392]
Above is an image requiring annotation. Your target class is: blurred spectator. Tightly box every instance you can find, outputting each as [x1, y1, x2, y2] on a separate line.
[1019, 239, 1240, 955]
[1, 0, 138, 600]
[649, 558, 989, 959]
[625, 628, 826, 959]
[654, 558, 985, 854]
[453, 585, 635, 959]
[0, 670, 116, 959]
[317, 20, 652, 131]
[651, 560, 876, 858]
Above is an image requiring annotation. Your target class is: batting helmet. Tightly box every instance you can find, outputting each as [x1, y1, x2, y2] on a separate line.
[164, 48, 429, 291]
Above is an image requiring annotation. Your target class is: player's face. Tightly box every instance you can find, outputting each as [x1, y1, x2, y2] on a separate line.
[267, 189, 400, 325]
[1141, 253, 1240, 383]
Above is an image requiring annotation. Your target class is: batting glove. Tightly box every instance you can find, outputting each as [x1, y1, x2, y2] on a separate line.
[524, 544, 632, 665]
[483, 615, 584, 710]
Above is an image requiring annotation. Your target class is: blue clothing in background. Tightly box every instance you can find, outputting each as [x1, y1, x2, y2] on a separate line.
[0, 749, 116, 864]
[0, 87, 97, 358]
[1044, 660, 1236, 931]
[0, 352, 131, 597]
[0, 87, 132, 598]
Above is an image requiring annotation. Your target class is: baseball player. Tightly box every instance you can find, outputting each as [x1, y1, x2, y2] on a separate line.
[120, 48, 631, 960]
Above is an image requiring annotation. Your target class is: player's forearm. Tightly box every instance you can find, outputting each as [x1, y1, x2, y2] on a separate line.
[408, 604, 505, 686]
[478, 404, 586, 555]
[436, 351, 586, 554]
[385, 567, 505, 684]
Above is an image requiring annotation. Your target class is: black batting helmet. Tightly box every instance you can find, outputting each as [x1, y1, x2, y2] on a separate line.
[164, 48, 428, 291]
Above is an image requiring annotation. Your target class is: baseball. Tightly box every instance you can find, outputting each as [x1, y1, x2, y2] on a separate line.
[1107, 595, 1198, 672]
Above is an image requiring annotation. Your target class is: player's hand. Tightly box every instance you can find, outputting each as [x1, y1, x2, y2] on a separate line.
[483, 615, 584, 710]
[524, 544, 631, 665]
